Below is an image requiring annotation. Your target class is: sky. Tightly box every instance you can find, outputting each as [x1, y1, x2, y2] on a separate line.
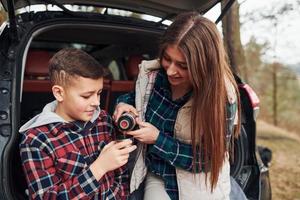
[205, 0, 300, 66]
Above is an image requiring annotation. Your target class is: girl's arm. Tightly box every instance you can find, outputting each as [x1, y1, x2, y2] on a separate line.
[148, 102, 238, 172]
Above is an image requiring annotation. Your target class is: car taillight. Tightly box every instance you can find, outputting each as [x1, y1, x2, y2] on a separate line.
[239, 84, 260, 120]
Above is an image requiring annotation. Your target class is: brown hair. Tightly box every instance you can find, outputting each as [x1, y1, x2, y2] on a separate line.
[159, 12, 241, 190]
[49, 48, 104, 86]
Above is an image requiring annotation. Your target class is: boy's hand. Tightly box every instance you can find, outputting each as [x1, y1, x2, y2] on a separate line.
[90, 139, 136, 180]
[113, 103, 138, 122]
[126, 118, 159, 144]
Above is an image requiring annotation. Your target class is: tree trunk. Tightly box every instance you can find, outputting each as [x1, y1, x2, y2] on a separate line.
[221, 1, 245, 76]
[272, 62, 278, 126]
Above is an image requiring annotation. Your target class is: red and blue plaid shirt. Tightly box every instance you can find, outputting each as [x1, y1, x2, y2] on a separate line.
[20, 110, 128, 200]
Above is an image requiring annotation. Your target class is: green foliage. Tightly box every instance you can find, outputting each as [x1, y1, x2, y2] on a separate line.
[243, 37, 300, 133]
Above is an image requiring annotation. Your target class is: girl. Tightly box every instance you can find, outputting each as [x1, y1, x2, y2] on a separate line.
[114, 12, 240, 200]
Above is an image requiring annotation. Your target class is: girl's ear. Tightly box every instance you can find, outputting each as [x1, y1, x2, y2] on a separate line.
[52, 85, 64, 102]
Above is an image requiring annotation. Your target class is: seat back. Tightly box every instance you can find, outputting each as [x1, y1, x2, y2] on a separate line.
[125, 55, 143, 80]
[25, 51, 51, 78]
[23, 50, 52, 92]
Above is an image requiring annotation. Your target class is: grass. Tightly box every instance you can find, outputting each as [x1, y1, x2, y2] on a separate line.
[257, 121, 300, 200]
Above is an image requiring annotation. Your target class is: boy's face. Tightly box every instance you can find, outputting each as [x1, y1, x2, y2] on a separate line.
[55, 76, 103, 122]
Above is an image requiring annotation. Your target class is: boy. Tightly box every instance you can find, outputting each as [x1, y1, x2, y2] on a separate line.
[19, 48, 136, 199]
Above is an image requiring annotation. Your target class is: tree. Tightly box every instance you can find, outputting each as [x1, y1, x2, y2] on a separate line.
[241, 0, 300, 130]
[243, 0, 299, 126]
[221, 0, 245, 76]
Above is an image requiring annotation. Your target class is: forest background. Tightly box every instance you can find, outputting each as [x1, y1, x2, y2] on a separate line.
[221, 1, 300, 199]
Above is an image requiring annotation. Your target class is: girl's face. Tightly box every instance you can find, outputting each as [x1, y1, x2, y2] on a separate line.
[161, 45, 192, 92]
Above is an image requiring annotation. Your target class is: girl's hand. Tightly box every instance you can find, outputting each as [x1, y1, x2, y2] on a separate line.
[113, 103, 139, 122]
[126, 118, 159, 144]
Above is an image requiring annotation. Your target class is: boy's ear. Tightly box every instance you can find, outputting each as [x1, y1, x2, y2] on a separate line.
[52, 85, 64, 102]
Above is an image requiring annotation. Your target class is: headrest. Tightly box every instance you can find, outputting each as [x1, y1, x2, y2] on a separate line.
[25, 50, 52, 77]
[125, 55, 144, 80]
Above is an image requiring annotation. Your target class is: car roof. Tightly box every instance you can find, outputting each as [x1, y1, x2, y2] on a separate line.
[1, 0, 221, 18]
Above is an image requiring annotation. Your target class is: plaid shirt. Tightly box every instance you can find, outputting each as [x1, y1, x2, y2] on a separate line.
[117, 69, 237, 200]
[20, 110, 128, 200]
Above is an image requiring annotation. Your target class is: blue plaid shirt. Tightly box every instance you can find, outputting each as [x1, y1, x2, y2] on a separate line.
[117, 69, 237, 200]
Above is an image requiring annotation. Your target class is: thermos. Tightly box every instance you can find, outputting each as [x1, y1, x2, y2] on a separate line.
[116, 112, 137, 131]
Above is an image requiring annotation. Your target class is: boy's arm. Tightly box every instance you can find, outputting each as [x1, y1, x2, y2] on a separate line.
[20, 135, 114, 200]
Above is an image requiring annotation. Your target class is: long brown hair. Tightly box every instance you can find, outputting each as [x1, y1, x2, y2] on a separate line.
[159, 12, 241, 191]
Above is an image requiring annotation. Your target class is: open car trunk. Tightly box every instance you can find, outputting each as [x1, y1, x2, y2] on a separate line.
[1, 0, 221, 17]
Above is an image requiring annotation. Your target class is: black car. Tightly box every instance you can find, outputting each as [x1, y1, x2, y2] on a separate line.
[0, 0, 271, 199]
